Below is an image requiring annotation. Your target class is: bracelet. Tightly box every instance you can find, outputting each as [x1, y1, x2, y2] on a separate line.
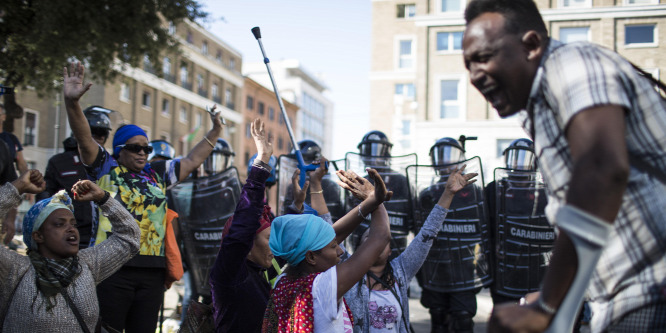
[204, 137, 215, 148]
[95, 191, 111, 206]
[536, 296, 557, 316]
[311, 189, 324, 194]
[358, 204, 365, 219]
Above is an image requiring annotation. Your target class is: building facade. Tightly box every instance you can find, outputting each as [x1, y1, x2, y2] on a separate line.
[9, 19, 244, 176]
[370, 0, 666, 179]
[244, 60, 334, 158]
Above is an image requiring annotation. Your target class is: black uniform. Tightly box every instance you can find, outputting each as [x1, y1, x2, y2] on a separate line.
[37, 148, 94, 248]
[0, 140, 16, 184]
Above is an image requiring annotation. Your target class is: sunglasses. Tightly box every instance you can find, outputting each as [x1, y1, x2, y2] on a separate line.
[117, 144, 153, 155]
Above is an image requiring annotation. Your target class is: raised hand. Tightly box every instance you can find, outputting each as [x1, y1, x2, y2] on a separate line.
[367, 168, 393, 204]
[11, 170, 46, 195]
[444, 164, 478, 195]
[309, 158, 328, 186]
[207, 104, 224, 129]
[336, 169, 374, 201]
[291, 169, 310, 210]
[63, 62, 93, 102]
[250, 118, 273, 164]
[71, 180, 106, 202]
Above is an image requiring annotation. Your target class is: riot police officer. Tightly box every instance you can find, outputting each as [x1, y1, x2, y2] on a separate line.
[416, 137, 489, 333]
[486, 139, 552, 306]
[204, 138, 235, 176]
[349, 130, 413, 259]
[36, 106, 113, 249]
[280, 140, 344, 219]
[148, 139, 176, 163]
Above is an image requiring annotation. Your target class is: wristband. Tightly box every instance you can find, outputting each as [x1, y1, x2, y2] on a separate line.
[311, 189, 324, 194]
[536, 296, 557, 316]
[357, 204, 365, 219]
[95, 191, 111, 206]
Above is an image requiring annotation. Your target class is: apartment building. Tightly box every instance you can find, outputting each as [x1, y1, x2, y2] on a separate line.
[371, 0, 666, 179]
[244, 60, 334, 158]
[11, 19, 244, 175]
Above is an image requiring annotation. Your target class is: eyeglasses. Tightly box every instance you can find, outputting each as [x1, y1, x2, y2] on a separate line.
[117, 144, 153, 155]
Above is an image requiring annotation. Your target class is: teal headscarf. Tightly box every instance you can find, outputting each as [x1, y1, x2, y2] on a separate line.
[269, 214, 336, 266]
[23, 190, 74, 251]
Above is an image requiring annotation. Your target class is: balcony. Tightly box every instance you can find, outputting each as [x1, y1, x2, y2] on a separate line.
[197, 88, 208, 98]
[164, 74, 176, 84]
[226, 102, 235, 111]
[213, 95, 222, 104]
[181, 81, 193, 91]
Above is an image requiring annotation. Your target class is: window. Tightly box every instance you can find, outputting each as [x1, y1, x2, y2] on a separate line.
[258, 102, 265, 115]
[398, 39, 414, 69]
[229, 58, 236, 70]
[179, 106, 187, 123]
[437, 31, 463, 52]
[180, 65, 189, 84]
[186, 30, 193, 44]
[216, 50, 222, 63]
[163, 57, 171, 76]
[560, 27, 590, 43]
[196, 112, 202, 128]
[560, 0, 591, 7]
[244, 152, 250, 166]
[279, 113, 284, 125]
[246, 123, 251, 138]
[440, 0, 462, 12]
[268, 107, 275, 121]
[168, 22, 176, 35]
[625, 24, 656, 46]
[120, 83, 131, 102]
[225, 88, 233, 109]
[197, 73, 204, 89]
[395, 83, 415, 99]
[212, 83, 219, 98]
[202, 41, 208, 55]
[397, 4, 416, 18]
[142, 91, 151, 109]
[278, 137, 284, 150]
[162, 99, 170, 116]
[247, 96, 254, 110]
[402, 120, 411, 135]
[440, 79, 461, 119]
[24, 111, 37, 146]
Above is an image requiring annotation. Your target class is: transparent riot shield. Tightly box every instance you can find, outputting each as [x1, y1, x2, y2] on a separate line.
[344, 152, 417, 259]
[276, 155, 345, 221]
[493, 168, 553, 298]
[169, 167, 242, 299]
[407, 157, 491, 292]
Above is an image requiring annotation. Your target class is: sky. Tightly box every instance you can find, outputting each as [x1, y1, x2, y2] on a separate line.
[200, 0, 372, 159]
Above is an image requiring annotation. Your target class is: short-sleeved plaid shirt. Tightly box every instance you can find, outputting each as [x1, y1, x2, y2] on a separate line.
[522, 39, 666, 332]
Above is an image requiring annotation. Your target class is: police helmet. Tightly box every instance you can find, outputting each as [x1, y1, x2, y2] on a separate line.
[204, 138, 235, 175]
[296, 140, 322, 163]
[63, 136, 78, 151]
[247, 153, 277, 186]
[429, 137, 465, 166]
[357, 130, 392, 157]
[148, 140, 175, 161]
[503, 138, 536, 171]
[83, 105, 113, 139]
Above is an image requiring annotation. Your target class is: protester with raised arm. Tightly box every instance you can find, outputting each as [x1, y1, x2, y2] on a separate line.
[63, 61, 223, 332]
[0, 171, 139, 332]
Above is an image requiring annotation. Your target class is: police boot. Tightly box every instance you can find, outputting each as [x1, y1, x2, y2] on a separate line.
[449, 311, 474, 333]
[429, 308, 450, 333]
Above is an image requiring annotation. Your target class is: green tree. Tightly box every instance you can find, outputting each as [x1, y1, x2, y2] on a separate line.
[0, 0, 207, 129]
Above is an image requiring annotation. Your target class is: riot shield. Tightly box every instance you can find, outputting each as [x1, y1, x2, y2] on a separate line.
[169, 167, 242, 299]
[407, 157, 491, 292]
[276, 155, 345, 221]
[493, 168, 553, 298]
[344, 152, 417, 259]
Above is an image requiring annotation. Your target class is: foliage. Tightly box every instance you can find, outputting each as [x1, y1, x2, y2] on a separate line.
[0, 0, 207, 95]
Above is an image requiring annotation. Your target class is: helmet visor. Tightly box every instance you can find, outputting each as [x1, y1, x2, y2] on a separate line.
[505, 148, 536, 171]
[204, 152, 233, 174]
[359, 142, 391, 157]
[431, 145, 463, 166]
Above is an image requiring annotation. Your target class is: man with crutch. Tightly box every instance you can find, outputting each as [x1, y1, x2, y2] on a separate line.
[462, 0, 666, 331]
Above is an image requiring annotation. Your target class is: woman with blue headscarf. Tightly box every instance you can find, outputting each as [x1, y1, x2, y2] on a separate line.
[0, 170, 140, 332]
[263, 168, 393, 333]
[63, 62, 224, 332]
